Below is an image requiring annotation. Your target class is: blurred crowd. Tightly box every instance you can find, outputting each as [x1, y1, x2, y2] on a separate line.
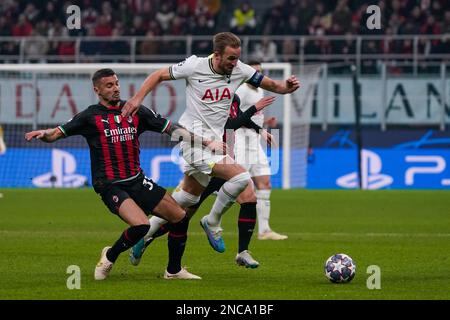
[0, 0, 448, 71]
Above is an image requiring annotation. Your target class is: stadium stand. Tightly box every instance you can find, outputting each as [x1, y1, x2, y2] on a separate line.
[0, 0, 448, 73]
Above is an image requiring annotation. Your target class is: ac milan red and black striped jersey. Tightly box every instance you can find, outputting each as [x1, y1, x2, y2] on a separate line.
[57, 101, 170, 192]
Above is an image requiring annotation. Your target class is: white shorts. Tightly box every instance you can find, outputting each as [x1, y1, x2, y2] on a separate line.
[234, 143, 271, 177]
[179, 141, 227, 187]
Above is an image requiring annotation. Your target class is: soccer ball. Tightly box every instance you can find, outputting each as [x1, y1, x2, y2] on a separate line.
[324, 253, 356, 283]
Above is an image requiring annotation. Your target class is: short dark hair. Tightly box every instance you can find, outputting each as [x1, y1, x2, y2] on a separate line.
[213, 32, 241, 54]
[92, 68, 116, 85]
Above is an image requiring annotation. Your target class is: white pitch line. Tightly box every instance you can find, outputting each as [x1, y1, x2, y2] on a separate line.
[288, 232, 450, 238]
[1, 230, 450, 238]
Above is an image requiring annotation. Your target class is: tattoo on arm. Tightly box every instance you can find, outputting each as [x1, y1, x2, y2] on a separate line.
[42, 128, 64, 142]
[165, 123, 208, 146]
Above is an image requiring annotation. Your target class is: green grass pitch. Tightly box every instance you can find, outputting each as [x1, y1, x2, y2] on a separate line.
[0, 189, 449, 300]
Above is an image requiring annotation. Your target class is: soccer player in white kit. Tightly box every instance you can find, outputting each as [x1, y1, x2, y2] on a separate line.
[234, 61, 288, 241]
[122, 32, 299, 261]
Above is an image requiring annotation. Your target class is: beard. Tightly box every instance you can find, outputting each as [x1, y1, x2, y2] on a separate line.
[109, 95, 121, 105]
[222, 66, 233, 75]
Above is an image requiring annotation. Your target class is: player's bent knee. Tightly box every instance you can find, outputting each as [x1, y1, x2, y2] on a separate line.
[237, 184, 257, 203]
[166, 203, 187, 223]
[239, 192, 257, 203]
[229, 172, 251, 189]
[154, 194, 188, 224]
[224, 172, 252, 198]
[172, 187, 201, 208]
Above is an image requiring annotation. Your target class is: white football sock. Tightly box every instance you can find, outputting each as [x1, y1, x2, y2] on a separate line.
[142, 186, 200, 242]
[206, 172, 251, 226]
[256, 189, 271, 234]
[145, 216, 167, 241]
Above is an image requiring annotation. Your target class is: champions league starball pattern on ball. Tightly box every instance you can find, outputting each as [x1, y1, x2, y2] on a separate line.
[324, 253, 356, 283]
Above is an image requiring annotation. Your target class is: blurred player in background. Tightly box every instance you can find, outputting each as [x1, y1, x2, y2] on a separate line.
[0, 124, 4, 198]
[0, 125, 6, 155]
[24, 68, 225, 280]
[235, 61, 288, 241]
[122, 32, 299, 261]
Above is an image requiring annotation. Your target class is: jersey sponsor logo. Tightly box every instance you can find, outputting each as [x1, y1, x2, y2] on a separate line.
[201, 88, 231, 101]
[105, 128, 137, 144]
[104, 126, 137, 138]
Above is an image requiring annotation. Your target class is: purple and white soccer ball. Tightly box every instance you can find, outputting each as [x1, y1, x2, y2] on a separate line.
[324, 253, 356, 283]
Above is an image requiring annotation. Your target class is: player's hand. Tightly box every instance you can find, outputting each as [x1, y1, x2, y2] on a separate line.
[122, 97, 141, 117]
[264, 116, 278, 128]
[261, 129, 277, 147]
[204, 139, 228, 155]
[25, 130, 45, 141]
[254, 96, 276, 111]
[285, 75, 300, 93]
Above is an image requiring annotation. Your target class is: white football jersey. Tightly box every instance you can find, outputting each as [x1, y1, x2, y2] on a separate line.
[235, 84, 264, 127]
[170, 55, 260, 140]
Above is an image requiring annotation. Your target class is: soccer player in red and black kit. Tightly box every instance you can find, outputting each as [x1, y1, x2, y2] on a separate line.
[130, 93, 276, 268]
[25, 68, 225, 280]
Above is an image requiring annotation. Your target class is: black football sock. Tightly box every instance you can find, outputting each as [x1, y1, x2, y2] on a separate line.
[106, 224, 150, 263]
[165, 214, 189, 274]
[238, 202, 257, 253]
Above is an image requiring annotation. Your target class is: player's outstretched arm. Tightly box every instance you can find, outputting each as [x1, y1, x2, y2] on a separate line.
[25, 128, 64, 143]
[164, 123, 227, 154]
[122, 68, 172, 117]
[225, 96, 275, 130]
[254, 96, 276, 111]
[260, 75, 300, 94]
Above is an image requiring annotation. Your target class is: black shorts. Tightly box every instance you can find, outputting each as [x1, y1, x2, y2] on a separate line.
[100, 174, 166, 216]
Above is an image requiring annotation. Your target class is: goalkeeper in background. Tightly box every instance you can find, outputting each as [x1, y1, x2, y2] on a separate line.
[234, 61, 287, 240]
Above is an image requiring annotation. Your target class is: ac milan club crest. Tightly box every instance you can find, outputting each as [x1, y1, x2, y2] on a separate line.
[127, 116, 133, 123]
